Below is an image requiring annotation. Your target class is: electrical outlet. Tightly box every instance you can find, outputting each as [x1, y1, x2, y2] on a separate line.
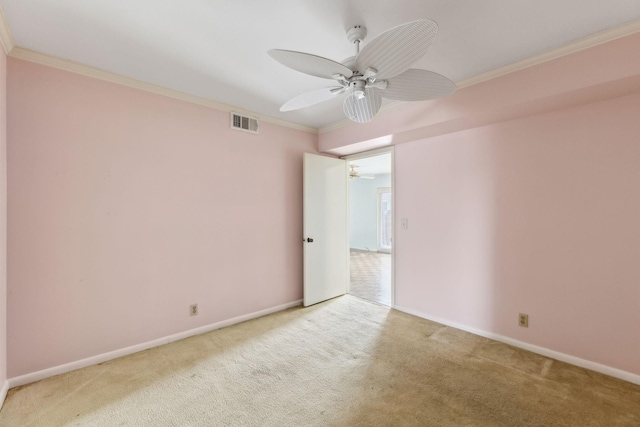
[518, 313, 529, 327]
[190, 304, 198, 316]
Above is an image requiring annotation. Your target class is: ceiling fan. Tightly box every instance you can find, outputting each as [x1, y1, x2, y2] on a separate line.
[349, 164, 375, 180]
[268, 19, 456, 123]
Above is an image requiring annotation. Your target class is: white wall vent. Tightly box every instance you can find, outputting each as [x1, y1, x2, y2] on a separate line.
[230, 112, 259, 134]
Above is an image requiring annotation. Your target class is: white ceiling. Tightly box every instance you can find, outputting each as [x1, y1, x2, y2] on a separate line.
[2, 1, 640, 130]
[349, 153, 391, 176]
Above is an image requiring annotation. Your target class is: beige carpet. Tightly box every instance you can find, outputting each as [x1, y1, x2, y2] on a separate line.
[1, 296, 639, 426]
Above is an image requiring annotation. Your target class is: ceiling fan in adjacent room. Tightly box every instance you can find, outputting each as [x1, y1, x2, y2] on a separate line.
[268, 19, 457, 123]
[349, 164, 375, 180]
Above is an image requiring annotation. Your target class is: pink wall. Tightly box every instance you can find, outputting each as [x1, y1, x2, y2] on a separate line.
[394, 92, 640, 375]
[6, 58, 317, 377]
[316, 33, 640, 377]
[319, 32, 640, 155]
[0, 47, 7, 389]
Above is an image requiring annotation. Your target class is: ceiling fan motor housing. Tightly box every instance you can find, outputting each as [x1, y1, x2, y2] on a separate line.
[350, 80, 366, 99]
[269, 20, 457, 123]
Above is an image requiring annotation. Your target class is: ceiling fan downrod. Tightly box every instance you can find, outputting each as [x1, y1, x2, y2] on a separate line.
[342, 25, 387, 98]
[268, 19, 457, 123]
[346, 25, 367, 54]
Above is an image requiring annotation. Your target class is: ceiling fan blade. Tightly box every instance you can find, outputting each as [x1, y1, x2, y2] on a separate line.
[360, 175, 376, 179]
[280, 87, 345, 112]
[380, 69, 456, 101]
[268, 49, 353, 80]
[355, 20, 438, 80]
[343, 88, 382, 123]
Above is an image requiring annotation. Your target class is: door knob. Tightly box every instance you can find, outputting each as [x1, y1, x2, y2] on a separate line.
[306, 238, 314, 243]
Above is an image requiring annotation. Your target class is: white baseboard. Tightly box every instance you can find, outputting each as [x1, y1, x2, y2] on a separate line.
[0, 379, 8, 410]
[8, 299, 303, 389]
[393, 304, 640, 386]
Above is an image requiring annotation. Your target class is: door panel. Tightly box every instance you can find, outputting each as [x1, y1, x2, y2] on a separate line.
[303, 153, 348, 307]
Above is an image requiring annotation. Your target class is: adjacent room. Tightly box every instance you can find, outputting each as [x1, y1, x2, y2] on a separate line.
[348, 152, 392, 306]
[0, 1, 639, 425]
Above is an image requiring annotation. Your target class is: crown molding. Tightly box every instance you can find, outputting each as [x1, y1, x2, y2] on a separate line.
[319, 18, 640, 134]
[8, 47, 318, 134]
[5, 15, 640, 135]
[456, 18, 640, 89]
[0, 4, 16, 55]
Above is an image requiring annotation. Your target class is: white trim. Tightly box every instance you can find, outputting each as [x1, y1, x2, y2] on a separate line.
[0, 379, 8, 410]
[376, 187, 392, 253]
[7, 47, 317, 135]
[456, 18, 640, 90]
[0, 4, 15, 55]
[345, 157, 351, 297]
[319, 18, 640, 135]
[7, 299, 302, 389]
[389, 148, 395, 307]
[340, 146, 395, 162]
[394, 305, 640, 386]
[4, 17, 639, 135]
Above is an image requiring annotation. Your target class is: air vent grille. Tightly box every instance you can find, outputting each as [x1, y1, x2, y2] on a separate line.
[231, 113, 259, 134]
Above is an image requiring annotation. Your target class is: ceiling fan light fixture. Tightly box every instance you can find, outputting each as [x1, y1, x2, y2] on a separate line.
[351, 80, 366, 99]
[349, 164, 360, 180]
[349, 164, 376, 180]
[269, 19, 456, 124]
[343, 87, 381, 123]
[363, 67, 378, 80]
[370, 80, 388, 90]
[332, 73, 349, 84]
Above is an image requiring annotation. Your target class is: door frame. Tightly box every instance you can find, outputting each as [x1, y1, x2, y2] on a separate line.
[341, 146, 395, 307]
[377, 187, 392, 254]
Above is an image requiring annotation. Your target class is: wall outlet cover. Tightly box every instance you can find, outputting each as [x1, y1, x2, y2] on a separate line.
[518, 313, 529, 327]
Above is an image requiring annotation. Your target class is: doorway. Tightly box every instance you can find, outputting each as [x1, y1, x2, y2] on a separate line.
[346, 150, 393, 306]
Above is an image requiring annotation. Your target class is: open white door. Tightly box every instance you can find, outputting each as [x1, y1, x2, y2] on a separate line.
[303, 153, 348, 307]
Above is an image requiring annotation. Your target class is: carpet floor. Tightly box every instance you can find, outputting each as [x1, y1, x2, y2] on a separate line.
[1, 296, 639, 426]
